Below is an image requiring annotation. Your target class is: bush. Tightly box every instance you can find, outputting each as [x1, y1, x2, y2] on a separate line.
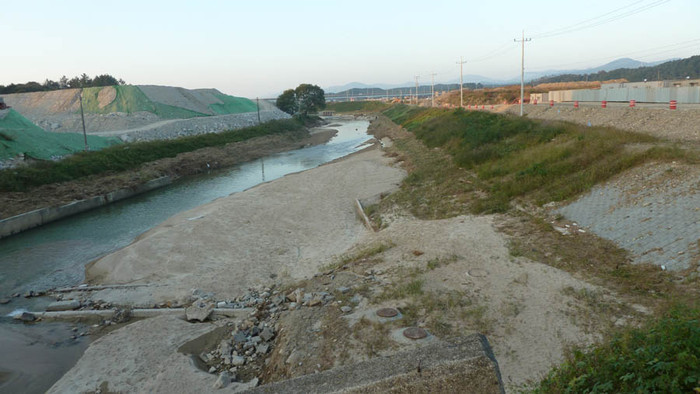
[533, 305, 700, 393]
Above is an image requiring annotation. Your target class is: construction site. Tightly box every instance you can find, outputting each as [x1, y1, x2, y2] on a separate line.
[0, 85, 290, 167]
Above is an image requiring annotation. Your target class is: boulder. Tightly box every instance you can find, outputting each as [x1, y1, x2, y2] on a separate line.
[186, 299, 214, 322]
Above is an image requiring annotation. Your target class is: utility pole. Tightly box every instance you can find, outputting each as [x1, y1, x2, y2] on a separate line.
[430, 73, 437, 107]
[79, 88, 88, 151]
[414, 75, 420, 105]
[256, 97, 262, 124]
[457, 56, 467, 108]
[514, 30, 532, 116]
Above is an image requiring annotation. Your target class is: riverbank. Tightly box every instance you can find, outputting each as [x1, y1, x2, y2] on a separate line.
[0, 126, 337, 221]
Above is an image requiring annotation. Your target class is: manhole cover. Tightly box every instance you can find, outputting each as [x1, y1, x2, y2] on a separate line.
[467, 269, 488, 278]
[403, 327, 428, 340]
[376, 307, 399, 318]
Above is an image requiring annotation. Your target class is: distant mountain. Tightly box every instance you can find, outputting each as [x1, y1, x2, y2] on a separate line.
[326, 75, 504, 93]
[526, 57, 674, 82]
[326, 81, 411, 93]
[533, 55, 700, 84]
[325, 57, 677, 94]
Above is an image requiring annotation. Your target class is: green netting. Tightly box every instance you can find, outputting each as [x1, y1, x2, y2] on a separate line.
[152, 102, 208, 119]
[80, 85, 155, 114]
[79, 86, 208, 119]
[0, 109, 120, 161]
[209, 93, 257, 115]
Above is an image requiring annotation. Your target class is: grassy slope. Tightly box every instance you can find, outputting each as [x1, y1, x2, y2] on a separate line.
[0, 109, 119, 161]
[384, 105, 695, 213]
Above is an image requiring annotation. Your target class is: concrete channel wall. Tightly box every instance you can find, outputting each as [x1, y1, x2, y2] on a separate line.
[0, 176, 172, 239]
[246, 334, 504, 393]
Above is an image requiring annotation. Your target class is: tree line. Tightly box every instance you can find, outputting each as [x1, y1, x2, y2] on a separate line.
[0, 73, 126, 94]
[533, 55, 700, 85]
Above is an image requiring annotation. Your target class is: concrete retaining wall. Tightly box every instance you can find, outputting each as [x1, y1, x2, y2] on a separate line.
[246, 334, 504, 393]
[549, 86, 700, 103]
[0, 176, 172, 239]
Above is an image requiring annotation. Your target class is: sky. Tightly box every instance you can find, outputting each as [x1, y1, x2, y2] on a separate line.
[2, 0, 699, 98]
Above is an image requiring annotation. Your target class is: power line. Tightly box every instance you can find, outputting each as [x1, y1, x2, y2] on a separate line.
[470, 43, 517, 63]
[527, 37, 700, 73]
[532, 0, 670, 39]
[532, 0, 646, 38]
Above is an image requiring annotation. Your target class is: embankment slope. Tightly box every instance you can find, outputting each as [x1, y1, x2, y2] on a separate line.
[2, 85, 284, 136]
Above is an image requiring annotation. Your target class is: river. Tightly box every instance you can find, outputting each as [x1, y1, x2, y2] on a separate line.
[0, 117, 371, 393]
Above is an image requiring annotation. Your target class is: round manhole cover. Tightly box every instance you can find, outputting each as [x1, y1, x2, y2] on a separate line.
[467, 269, 488, 278]
[376, 308, 399, 318]
[403, 327, 428, 340]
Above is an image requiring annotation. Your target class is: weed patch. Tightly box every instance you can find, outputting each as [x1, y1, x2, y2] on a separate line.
[533, 305, 700, 393]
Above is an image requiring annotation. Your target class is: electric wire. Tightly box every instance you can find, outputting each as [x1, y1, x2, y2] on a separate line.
[532, 0, 670, 39]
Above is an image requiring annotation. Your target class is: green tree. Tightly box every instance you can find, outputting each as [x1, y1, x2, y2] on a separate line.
[92, 74, 120, 87]
[79, 73, 92, 87]
[276, 89, 298, 115]
[295, 83, 325, 115]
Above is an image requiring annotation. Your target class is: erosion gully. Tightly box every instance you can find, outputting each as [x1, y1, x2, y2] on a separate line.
[0, 118, 371, 393]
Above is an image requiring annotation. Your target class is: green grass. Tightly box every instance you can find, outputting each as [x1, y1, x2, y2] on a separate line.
[533, 305, 700, 393]
[326, 101, 390, 113]
[383, 106, 696, 213]
[0, 118, 306, 191]
[378, 136, 476, 220]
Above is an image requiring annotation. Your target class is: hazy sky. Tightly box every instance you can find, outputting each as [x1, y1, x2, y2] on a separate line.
[3, 0, 699, 97]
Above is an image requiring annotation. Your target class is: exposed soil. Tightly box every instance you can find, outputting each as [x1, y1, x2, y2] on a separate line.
[96, 86, 116, 109]
[0, 128, 336, 220]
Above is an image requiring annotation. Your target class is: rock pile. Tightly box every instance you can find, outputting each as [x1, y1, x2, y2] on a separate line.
[190, 285, 342, 385]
